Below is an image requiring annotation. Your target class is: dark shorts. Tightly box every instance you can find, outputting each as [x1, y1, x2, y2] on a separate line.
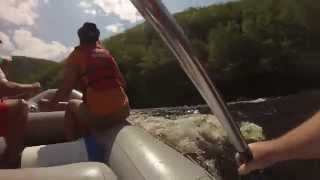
[77, 102, 130, 132]
[0, 102, 8, 136]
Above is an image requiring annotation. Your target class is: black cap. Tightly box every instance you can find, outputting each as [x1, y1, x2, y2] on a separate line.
[78, 22, 100, 44]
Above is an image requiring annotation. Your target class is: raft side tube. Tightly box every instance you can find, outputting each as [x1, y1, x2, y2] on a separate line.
[28, 89, 82, 105]
[22, 139, 88, 167]
[0, 112, 66, 154]
[0, 162, 117, 180]
[22, 125, 213, 180]
[26, 111, 65, 145]
[100, 126, 213, 180]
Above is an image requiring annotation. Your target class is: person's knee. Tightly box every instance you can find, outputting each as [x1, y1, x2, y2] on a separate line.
[68, 99, 79, 105]
[5, 99, 19, 108]
[5, 99, 28, 128]
[14, 99, 28, 122]
[11, 99, 27, 114]
[67, 100, 81, 112]
[20, 99, 28, 114]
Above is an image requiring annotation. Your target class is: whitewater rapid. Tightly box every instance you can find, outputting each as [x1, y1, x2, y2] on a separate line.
[127, 106, 265, 177]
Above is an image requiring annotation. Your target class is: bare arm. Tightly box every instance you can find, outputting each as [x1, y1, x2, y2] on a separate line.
[239, 111, 320, 174]
[274, 111, 320, 159]
[117, 66, 126, 89]
[50, 63, 79, 105]
[113, 59, 126, 89]
[0, 79, 40, 97]
[106, 48, 126, 89]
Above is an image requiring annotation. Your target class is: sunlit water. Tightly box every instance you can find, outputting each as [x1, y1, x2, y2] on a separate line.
[127, 106, 265, 178]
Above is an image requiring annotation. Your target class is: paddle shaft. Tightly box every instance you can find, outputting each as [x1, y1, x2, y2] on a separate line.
[130, 0, 252, 160]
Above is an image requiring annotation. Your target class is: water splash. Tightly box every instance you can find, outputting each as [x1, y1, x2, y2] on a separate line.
[128, 108, 265, 178]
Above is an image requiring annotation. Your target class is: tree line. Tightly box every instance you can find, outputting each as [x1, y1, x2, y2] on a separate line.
[102, 0, 320, 108]
[8, 0, 320, 108]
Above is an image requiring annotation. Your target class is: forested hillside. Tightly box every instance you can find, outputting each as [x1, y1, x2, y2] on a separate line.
[3, 56, 62, 90]
[7, 0, 320, 108]
[103, 0, 320, 108]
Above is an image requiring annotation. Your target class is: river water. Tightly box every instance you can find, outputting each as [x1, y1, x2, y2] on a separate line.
[127, 105, 265, 179]
[126, 91, 320, 180]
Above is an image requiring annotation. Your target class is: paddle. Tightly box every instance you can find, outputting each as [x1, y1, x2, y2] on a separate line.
[129, 0, 264, 178]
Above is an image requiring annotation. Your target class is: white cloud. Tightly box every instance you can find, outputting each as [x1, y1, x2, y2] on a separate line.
[0, 32, 15, 56]
[12, 29, 71, 60]
[84, 9, 97, 16]
[105, 23, 125, 34]
[0, 0, 40, 26]
[0, 30, 71, 61]
[0, 0, 70, 61]
[79, 1, 97, 16]
[78, 1, 92, 9]
[79, 0, 142, 23]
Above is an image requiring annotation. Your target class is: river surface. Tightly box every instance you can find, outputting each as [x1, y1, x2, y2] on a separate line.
[3, 90, 320, 179]
[127, 91, 320, 180]
[127, 105, 264, 180]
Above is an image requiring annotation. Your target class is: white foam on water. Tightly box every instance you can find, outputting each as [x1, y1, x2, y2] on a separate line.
[130, 114, 230, 153]
[229, 98, 267, 105]
[129, 112, 265, 176]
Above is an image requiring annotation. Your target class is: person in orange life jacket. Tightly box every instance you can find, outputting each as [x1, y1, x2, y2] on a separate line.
[0, 40, 41, 168]
[39, 22, 129, 141]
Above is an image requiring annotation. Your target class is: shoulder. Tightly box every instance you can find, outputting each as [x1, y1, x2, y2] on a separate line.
[96, 42, 111, 55]
[66, 47, 83, 65]
[91, 46, 112, 59]
[69, 46, 81, 58]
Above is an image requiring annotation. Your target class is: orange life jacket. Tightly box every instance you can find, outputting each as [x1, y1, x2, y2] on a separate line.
[70, 43, 128, 116]
[81, 47, 123, 91]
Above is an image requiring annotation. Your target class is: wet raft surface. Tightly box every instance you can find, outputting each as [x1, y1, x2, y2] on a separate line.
[128, 90, 320, 180]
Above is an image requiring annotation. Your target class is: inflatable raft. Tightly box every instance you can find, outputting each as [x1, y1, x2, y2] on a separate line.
[0, 90, 213, 180]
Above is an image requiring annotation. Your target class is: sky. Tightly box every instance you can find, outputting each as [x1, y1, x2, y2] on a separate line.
[0, 0, 229, 61]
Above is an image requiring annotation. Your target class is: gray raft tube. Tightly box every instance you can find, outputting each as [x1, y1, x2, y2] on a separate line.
[0, 90, 117, 180]
[0, 162, 117, 180]
[0, 89, 214, 180]
[22, 125, 213, 180]
[27, 89, 83, 112]
[25, 89, 82, 144]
